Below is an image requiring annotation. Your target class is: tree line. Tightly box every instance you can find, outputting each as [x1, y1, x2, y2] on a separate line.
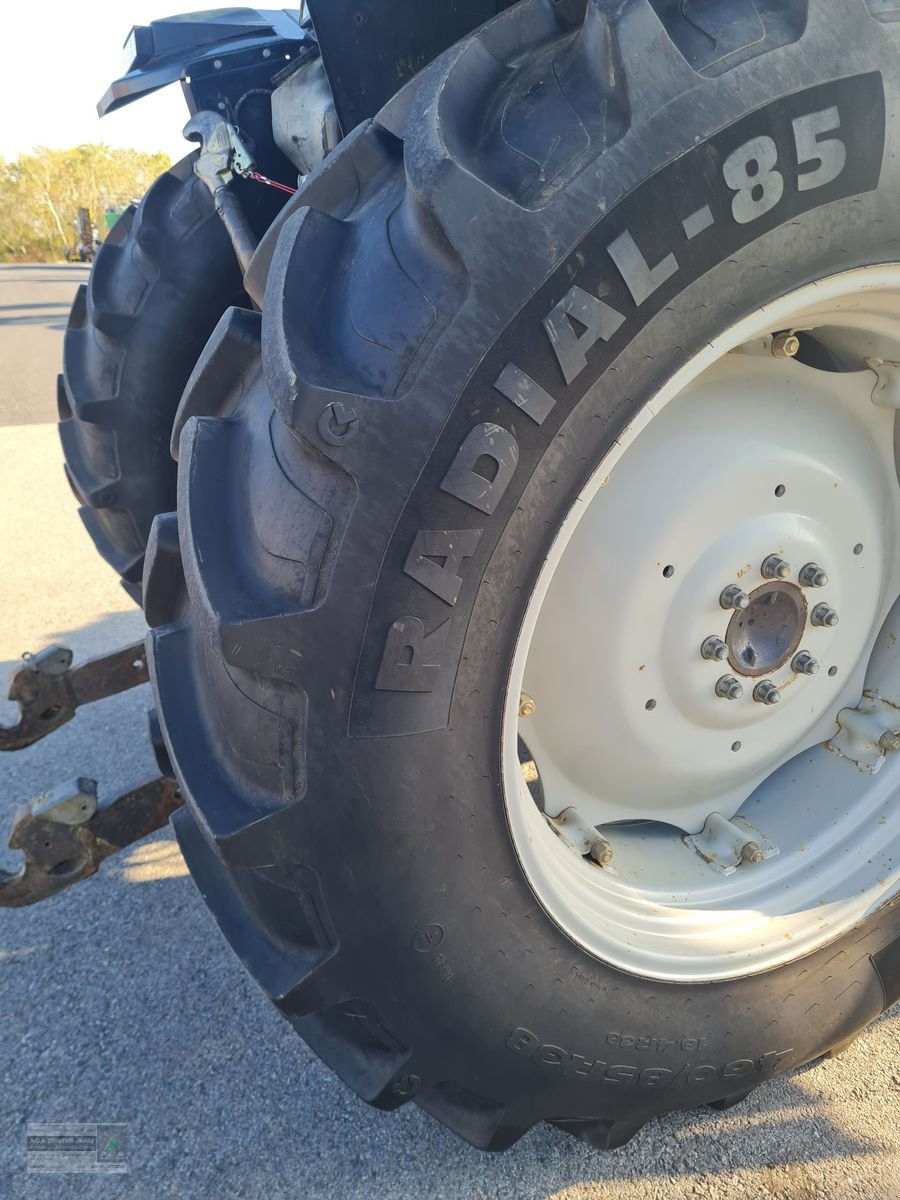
[0, 144, 171, 261]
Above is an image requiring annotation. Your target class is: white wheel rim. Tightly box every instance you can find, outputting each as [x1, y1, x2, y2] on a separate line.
[503, 266, 900, 982]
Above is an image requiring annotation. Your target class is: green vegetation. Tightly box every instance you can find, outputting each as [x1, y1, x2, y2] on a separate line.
[0, 144, 171, 261]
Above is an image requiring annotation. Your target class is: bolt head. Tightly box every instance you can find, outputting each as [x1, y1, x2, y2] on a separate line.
[701, 636, 728, 662]
[761, 554, 791, 580]
[811, 604, 839, 628]
[752, 680, 781, 705]
[772, 331, 800, 358]
[518, 692, 536, 718]
[715, 675, 744, 700]
[791, 651, 819, 676]
[589, 837, 614, 867]
[741, 841, 764, 865]
[879, 731, 900, 753]
[799, 563, 828, 588]
[720, 585, 750, 611]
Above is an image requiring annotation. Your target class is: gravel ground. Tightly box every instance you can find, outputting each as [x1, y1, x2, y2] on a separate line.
[0, 265, 897, 1199]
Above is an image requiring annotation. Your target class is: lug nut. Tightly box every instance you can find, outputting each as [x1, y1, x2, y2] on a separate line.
[771, 331, 800, 358]
[792, 650, 819, 675]
[588, 835, 614, 867]
[720, 585, 750, 611]
[741, 841, 764, 865]
[811, 603, 840, 628]
[518, 691, 536, 718]
[701, 636, 728, 662]
[879, 730, 900, 753]
[798, 562, 828, 588]
[715, 675, 744, 700]
[761, 554, 791, 580]
[753, 679, 781, 705]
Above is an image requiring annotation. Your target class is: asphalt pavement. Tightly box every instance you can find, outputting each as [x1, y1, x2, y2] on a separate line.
[0, 264, 89, 426]
[0, 262, 897, 1199]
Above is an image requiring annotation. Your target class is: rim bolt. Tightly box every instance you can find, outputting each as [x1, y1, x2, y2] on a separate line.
[715, 675, 744, 700]
[792, 651, 819, 676]
[771, 331, 800, 358]
[720, 585, 750, 611]
[798, 562, 828, 588]
[811, 603, 840, 628]
[761, 554, 791, 580]
[753, 680, 781, 705]
[588, 835, 614, 867]
[518, 691, 536, 718]
[879, 731, 900, 753]
[701, 636, 728, 662]
[741, 841, 764, 865]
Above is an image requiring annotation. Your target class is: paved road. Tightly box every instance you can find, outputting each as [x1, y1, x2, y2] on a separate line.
[0, 265, 897, 1199]
[0, 264, 89, 426]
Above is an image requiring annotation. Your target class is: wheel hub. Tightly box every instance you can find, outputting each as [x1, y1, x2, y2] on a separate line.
[517, 352, 896, 832]
[503, 267, 900, 981]
[725, 581, 807, 677]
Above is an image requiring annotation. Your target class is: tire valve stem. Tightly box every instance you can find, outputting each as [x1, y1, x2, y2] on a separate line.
[518, 691, 536, 718]
[753, 680, 781, 705]
[720, 585, 750, 611]
[761, 554, 791, 580]
[715, 675, 744, 700]
[792, 651, 819, 676]
[701, 636, 728, 662]
[798, 562, 828, 588]
[811, 603, 840, 628]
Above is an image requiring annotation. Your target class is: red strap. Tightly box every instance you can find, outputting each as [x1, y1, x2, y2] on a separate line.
[247, 170, 297, 195]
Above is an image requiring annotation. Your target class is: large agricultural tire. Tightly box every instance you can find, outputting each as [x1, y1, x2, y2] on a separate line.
[147, 0, 900, 1152]
[59, 154, 245, 602]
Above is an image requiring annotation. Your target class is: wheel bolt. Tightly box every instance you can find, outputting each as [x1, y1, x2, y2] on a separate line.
[715, 675, 744, 700]
[811, 603, 840, 628]
[588, 835, 614, 867]
[701, 636, 728, 662]
[798, 562, 828, 588]
[518, 691, 536, 718]
[771, 331, 800, 358]
[720, 585, 750, 611]
[791, 651, 819, 676]
[879, 731, 900, 753]
[753, 679, 781, 705]
[761, 554, 791, 580]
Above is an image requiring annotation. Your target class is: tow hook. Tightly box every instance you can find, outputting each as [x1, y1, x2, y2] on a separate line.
[0, 775, 182, 907]
[0, 642, 183, 906]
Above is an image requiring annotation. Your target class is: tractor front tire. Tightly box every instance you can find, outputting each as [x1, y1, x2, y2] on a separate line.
[148, 0, 900, 1151]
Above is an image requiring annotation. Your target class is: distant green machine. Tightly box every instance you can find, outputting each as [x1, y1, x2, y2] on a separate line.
[103, 204, 129, 234]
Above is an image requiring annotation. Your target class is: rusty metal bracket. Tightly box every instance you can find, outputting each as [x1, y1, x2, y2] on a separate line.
[0, 774, 183, 907]
[0, 642, 148, 752]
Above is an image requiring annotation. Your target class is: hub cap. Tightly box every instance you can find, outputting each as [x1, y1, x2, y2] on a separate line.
[503, 268, 900, 981]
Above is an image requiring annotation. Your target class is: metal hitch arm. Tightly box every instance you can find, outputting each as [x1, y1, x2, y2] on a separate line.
[0, 775, 183, 907]
[0, 642, 148, 752]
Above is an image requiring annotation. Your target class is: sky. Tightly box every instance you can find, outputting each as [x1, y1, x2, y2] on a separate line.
[0, 0, 251, 163]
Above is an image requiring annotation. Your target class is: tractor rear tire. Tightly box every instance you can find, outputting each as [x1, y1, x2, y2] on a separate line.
[147, 0, 900, 1151]
[59, 154, 245, 601]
